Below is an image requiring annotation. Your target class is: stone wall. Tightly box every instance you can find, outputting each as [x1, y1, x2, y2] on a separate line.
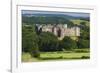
[36, 24, 80, 40]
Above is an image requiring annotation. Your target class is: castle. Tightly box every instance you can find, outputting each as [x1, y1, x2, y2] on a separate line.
[35, 24, 80, 40]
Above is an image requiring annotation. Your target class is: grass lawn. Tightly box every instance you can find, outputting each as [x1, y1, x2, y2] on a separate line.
[40, 52, 89, 59]
[22, 49, 90, 62]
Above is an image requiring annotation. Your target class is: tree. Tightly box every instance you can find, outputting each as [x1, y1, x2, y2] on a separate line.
[38, 32, 59, 52]
[77, 39, 90, 48]
[22, 16, 74, 27]
[61, 36, 77, 50]
[22, 25, 40, 57]
[80, 22, 86, 26]
[80, 29, 90, 40]
[77, 21, 90, 49]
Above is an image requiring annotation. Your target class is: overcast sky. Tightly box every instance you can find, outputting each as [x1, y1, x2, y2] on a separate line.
[22, 10, 90, 17]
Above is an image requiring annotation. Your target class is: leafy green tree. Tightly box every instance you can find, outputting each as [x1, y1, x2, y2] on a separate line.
[77, 21, 90, 49]
[61, 36, 77, 50]
[22, 25, 40, 57]
[80, 29, 90, 40]
[38, 32, 59, 52]
[80, 22, 86, 26]
[77, 39, 90, 48]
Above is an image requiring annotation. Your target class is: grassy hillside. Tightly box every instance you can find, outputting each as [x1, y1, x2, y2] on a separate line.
[70, 19, 90, 26]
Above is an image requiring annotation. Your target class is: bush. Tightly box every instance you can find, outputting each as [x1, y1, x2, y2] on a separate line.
[81, 56, 90, 59]
[31, 49, 40, 58]
[59, 56, 63, 59]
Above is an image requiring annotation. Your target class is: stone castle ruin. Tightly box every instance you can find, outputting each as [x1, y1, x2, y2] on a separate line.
[35, 24, 80, 40]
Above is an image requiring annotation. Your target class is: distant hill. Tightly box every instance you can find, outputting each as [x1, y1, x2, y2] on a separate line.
[22, 13, 89, 27]
[22, 13, 89, 20]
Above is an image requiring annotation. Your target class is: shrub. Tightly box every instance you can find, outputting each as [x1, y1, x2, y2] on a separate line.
[81, 56, 90, 59]
[31, 49, 40, 58]
[59, 56, 63, 59]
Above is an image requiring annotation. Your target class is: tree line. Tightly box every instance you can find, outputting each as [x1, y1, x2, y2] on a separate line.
[22, 16, 74, 27]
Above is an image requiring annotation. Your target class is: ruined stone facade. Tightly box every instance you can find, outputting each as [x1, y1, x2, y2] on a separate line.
[36, 24, 80, 40]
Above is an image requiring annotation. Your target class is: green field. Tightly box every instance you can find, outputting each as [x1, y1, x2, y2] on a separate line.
[22, 49, 90, 62]
[70, 19, 90, 26]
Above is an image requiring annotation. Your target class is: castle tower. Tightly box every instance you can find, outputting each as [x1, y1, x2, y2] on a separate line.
[52, 26, 57, 36]
[64, 24, 67, 28]
[75, 27, 80, 36]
